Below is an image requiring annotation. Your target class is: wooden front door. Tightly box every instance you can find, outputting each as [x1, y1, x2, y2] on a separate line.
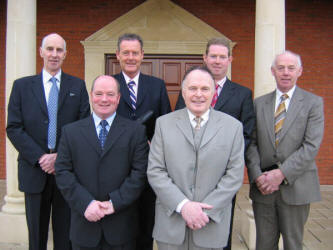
[105, 55, 203, 110]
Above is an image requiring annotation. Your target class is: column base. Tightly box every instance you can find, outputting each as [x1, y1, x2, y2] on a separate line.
[0, 212, 28, 244]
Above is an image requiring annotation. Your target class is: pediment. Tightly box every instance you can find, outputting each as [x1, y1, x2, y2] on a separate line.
[82, 0, 235, 54]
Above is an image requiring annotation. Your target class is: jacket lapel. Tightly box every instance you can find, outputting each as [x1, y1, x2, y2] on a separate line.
[176, 109, 195, 149]
[136, 74, 148, 109]
[31, 73, 48, 116]
[214, 79, 235, 110]
[118, 73, 133, 109]
[57, 72, 71, 111]
[200, 109, 221, 149]
[80, 116, 102, 155]
[279, 87, 303, 142]
[262, 91, 276, 147]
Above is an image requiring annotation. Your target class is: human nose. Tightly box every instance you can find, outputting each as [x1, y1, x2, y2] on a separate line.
[51, 49, 57, 57]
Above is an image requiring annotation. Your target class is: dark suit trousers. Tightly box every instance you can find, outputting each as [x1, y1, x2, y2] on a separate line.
[72, 235, 135, 250]
[25, 174, 71, 250]
[136, 185, 155, 250]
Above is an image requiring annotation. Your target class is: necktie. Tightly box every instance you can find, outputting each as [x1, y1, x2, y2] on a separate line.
[47, 77, 59, 149]
[274, 94, 288, 146]
[98, 120, 108, 149]
[194, 117, 202, 130]
[211, 84, 220, 107]
[128, 80, 137, 110]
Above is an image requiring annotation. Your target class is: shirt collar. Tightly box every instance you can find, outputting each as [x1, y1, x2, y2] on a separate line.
[187, 108, 210, 123]
[42, 68, 62, 84]
[92, 112, 117, 128]
[276, 85, 296, 100]
[215, 76, 227, 88]
[122, 71, 140, 85]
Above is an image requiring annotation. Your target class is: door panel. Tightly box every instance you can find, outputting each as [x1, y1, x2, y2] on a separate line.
[105, 55, 203, 110]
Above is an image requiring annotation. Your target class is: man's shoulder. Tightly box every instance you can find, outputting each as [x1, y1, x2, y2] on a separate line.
[227, 79, 252, 94]
[63, 116, 91, 131]
[211, 109, 242, 127]
[62, 72, 85, 84]
[139, 73, 164, 84]
[296, 86, 322, 102]
[14, 74, 40, 85]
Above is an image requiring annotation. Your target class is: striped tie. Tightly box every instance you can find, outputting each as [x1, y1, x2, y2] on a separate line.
[274, 94, 288, 146]
[47, 77, 59, 149]
[194, 116, 202, 130]
[128, 80, 136, 110]
[211, 84, 220, 107]
[98, 120, 108, 149]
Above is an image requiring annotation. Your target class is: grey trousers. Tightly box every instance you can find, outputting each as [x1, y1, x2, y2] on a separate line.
[252, 191, 310, 250]
[157, 229, 223, 250]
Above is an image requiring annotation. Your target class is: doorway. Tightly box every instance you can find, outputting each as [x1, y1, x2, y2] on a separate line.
[105, 54, 203, 110]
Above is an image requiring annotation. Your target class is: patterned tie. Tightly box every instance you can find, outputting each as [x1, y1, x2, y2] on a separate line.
[128, 80, 137, 110]
[98, 120, 108, 149]
[194, 117, 202, 130]
[47, 77, 59, 149]
[274, 94, 289, 146]
[211, 84, 220, 107]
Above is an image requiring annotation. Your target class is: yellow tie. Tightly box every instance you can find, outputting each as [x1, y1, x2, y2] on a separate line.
[274, 94, 288, 146]
[194, 117, 202, 130]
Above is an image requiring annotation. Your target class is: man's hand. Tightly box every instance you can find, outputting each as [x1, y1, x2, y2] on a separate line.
[39, 153, 57, 174]
[256, 169, 285, 195]
[181, 201, 213, 230]
[84, 201, 115, 222]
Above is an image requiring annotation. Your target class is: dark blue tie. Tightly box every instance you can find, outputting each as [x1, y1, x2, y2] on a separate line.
[47, 77, 59, 149]
[128, 80, 136, 110]
[98, 120, 108, 149]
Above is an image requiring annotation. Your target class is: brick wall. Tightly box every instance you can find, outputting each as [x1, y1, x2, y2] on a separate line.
[1, 0, 332, 183]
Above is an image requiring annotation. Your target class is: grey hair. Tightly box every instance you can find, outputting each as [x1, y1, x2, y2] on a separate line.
[41, 33, 67, 51]
[272, 50, 302, 68]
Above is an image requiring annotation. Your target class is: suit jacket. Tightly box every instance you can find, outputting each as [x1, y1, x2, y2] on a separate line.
[6, 72, 90, 193]
[147, 109, 244, 248]
[55, 115, 149, 247]
[114, 72, 171, 140]
[246, 87, 324, 205]
[175, 78, 255, 150]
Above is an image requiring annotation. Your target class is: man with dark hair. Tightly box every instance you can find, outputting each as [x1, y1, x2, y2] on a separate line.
[175, 37, 255, 249]
[246, 51, 324, 250]
[114, 33, 171, 250]
[148, 66, 245, 250]
[6, 33, 90, 250]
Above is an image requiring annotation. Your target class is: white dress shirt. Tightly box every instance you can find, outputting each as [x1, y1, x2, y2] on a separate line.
[42, 69, 61, 103]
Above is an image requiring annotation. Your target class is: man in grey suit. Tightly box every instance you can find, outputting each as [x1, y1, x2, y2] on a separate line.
[246, 51, 324, 250]
[147, 66, 245, 249]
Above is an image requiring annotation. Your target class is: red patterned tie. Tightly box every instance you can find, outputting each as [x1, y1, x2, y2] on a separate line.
[211, 84, 220, 107]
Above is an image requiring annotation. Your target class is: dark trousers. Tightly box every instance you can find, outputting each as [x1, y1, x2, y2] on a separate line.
[72, 235, 135, 250]
[24, 174, 71, 250]
[223, 195, 236, 250]
[136, 186, 155, 250]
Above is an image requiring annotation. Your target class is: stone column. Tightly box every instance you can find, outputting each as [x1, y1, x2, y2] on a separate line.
[0, 0, 36, 244]
[254, 0, 285, 98]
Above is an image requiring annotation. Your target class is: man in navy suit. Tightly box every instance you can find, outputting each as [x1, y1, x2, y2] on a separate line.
[6, 33, 90, 250]
[175, 38, 255, 250]
[114, 33, 171, 250]
[55, 75, 148, 250]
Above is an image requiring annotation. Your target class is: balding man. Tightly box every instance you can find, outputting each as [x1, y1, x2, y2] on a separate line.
[55, 75, 149, 250]
[246, 51, 324, 249]
[148, 66, 244, 249]
[7, 33, 90, 250]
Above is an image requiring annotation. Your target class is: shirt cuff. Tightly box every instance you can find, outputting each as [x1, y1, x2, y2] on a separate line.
[176, 199, 189, 213]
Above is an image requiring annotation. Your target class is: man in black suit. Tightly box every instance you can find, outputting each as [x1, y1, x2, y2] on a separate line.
[175, 38, 255, 250]
[6, 33, 90, 250]
[55, 75, 148, 250]
[113, 33, 171, 250]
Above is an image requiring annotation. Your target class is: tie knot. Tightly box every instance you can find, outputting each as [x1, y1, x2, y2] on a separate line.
[100, 120, 108, 129]
[50, 77, 57, 85]
[128, 80, 135, 87]
[281, 93, 288, 101]
[215, 84, 220, 90]
[194, 116, 202, 130]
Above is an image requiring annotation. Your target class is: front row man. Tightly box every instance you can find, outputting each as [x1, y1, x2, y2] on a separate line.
[246, 51, 324, 250]
[147, 66, 245, 250]
[55, 75, 149, 250]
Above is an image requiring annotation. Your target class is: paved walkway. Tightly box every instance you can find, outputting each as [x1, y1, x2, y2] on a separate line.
[0, 180, 332, 249]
